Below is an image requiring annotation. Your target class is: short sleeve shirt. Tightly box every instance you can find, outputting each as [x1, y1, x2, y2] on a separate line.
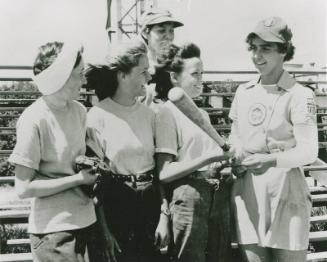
[155, 101, 223, 170]
[86, 98, 155, 175]
[9, 98, 96, 234]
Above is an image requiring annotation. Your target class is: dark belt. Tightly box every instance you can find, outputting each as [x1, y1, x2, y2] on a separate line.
[108, 170, 154, 188]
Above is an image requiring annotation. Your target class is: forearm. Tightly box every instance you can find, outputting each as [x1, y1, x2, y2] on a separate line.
[16, 173, 83, 199]
[273, 124, 318, 168]
[159, 152, 229, 183]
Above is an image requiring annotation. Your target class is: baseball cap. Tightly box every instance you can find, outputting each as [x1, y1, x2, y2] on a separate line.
[251, 17, 291, 43]
[140, 8, 184, 30]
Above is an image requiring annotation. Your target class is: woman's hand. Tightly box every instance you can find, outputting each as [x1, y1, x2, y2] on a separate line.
[76, 168, 98, 185]
[241, 154, 277, 175]
[154, 213, 170, 249]
[103, 230, 121, 262]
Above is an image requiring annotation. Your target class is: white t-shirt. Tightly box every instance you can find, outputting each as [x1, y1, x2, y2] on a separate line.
[155, 101, 223, 170]
[86, 97, 155, 175]
[9, 98, 96, 234]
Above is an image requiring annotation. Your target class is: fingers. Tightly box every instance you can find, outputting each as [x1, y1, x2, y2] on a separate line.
[154, 232, 160, 247]
[114, 239, 121, 253]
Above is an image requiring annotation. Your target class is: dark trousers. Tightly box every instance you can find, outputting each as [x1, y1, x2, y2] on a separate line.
[168, 177, 233, 262]
[101, 179, 163, 262]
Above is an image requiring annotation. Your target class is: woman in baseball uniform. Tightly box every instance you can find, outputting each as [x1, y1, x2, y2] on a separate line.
[155, 42, 231, 262]
[229, 17, 318, 262]
[84, 39, 169, 262]
[9, 41, 97, 262]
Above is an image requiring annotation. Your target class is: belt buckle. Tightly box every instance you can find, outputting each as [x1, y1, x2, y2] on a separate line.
[130, 175, 137, 188]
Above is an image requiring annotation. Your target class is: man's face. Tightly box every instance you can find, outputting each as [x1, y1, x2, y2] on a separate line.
[122, 55, 152, 98]
[145, 22, 175, 55]
[249, 36, 285, 77]
[176, 57, 204, 98]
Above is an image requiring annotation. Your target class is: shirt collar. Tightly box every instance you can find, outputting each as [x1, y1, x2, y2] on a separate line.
[245, 70, 296, 91]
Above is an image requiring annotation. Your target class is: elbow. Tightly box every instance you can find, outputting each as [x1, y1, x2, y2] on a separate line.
[15, 185, 33, 199]
[301, 143, 318, 166]
[307, 148, 318, 165]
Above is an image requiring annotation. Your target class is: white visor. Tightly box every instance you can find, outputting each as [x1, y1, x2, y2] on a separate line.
[32, 42, 82, 95]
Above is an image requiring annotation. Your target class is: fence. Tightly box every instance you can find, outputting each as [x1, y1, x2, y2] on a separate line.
[0, 66, 327, 261]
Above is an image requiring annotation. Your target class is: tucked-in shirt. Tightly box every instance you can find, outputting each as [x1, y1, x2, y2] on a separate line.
[155, 101, 223, 170]
[86, 98, 155, 175]
[9, 98, 96, 234]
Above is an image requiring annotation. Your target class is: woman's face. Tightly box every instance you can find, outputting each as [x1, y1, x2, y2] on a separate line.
[62, 58, 86, 101]
[250, 36, 285, 77]
[145, 23, 175, 55]
[175, 57, 204, 98]
[122, 54, 152, 98]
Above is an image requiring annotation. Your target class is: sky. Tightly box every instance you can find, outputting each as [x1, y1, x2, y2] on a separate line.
[0, 0, 326, 71]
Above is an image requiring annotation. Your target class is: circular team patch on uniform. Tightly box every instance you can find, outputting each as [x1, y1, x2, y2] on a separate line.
[248, 103, 267, 126]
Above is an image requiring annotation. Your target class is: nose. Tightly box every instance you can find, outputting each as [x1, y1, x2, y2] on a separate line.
[253, 49, 262, 60]
[164, 31, 174, 42]
[81, 74, 87, 85]
[145, 71, 152, 82]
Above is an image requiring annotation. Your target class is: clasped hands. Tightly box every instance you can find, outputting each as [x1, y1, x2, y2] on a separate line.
[229, 149, 277, 176]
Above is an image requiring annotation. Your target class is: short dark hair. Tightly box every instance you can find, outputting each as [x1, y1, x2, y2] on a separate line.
[84, 40, 147, 101]
[33, 42, 82, 75]
[158, 42, 201, 73]
[152, 42, 201, 100]
[246, 30, 295, 62]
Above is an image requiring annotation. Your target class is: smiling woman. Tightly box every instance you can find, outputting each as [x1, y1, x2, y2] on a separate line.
[229, 17, 318, 262]
[84, 39, 169, 262]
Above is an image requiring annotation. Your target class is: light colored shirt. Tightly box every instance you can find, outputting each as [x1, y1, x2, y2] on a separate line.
[155, 101, 223, 170]
[9, 98, 96, 234]
[229, 70, 318, 167]
[86, 97, 155, 175]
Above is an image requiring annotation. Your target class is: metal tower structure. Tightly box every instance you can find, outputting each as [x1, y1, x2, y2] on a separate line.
[106, 0, 158, 42]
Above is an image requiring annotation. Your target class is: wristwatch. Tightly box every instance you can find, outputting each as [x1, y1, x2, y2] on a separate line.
[160, 206, 171, 217]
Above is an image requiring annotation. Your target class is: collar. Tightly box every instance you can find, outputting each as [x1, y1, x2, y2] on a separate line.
[245, 70, 296, 91]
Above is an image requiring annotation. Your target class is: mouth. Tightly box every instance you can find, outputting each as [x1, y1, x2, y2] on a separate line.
[255, 61, 266, 66]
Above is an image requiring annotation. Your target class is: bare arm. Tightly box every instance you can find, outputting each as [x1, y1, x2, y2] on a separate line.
[156, 152, 230, 183]
[15, 164, 97, 199]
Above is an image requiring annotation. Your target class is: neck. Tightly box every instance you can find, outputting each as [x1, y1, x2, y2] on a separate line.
[112, 88, 136, 107]
[43, 94, 68, 109]
[261, 67, 284, 85]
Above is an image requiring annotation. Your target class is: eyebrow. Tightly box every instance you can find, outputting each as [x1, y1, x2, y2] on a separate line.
[253, 43, 274, 48]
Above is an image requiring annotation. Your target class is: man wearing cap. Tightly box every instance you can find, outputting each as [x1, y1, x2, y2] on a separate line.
[229, 17, 318, 262]
[9, 41, 99, 262]
[139, 8, 184, 107]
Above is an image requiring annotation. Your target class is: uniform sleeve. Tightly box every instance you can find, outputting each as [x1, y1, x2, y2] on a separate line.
[228, 87, 246, 159]
[8, 113, 41, 170]
[86, 110, 106, 159]
[274, 123, 318, 168]
[229, 86, 239, 121]
[274, 87, 318, 167]
[155, 106, 178, 157]
[290, 87, 317, 125]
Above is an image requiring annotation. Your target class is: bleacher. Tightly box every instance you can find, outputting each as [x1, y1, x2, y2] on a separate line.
[1, 66, 327, 261]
